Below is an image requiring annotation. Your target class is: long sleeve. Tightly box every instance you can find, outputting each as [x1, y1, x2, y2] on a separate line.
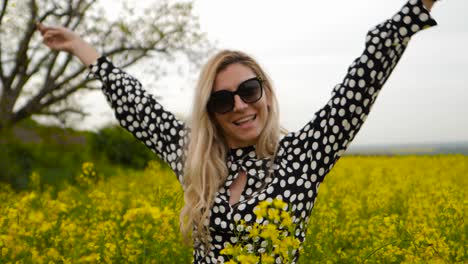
[280, 0, 437, 183]
[87, 56, 189, 183]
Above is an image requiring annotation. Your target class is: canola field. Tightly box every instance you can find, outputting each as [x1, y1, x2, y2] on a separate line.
[1, 155, 466, 263]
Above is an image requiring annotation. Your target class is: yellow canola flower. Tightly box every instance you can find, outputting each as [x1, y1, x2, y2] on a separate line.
[223, 199, 301, 263]
[46, 248, 61, 260]
[2, 247, 9, 258]
[267, 208, 281, 223]
[261, 253, 275, 264]
[273, 199, 287, 210]
[237, 254, 260, 264]
[28, 211, 45, 223]
[0, 156, 465, 263]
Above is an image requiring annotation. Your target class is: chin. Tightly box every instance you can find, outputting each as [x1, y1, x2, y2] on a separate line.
[231, 131, 262, 147]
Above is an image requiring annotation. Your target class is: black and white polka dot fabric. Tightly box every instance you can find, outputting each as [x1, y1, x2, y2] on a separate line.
[87, 1, 436, 263]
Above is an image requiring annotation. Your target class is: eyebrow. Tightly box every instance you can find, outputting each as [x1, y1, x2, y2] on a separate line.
[214, 76, 257, 92]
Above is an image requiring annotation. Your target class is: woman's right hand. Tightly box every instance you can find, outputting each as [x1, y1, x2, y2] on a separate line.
[36, 22, 80, 53]
[36, 22, 100, 66]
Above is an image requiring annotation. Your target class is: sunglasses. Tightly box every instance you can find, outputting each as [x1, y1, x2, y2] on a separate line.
[207, 77, 264, 114]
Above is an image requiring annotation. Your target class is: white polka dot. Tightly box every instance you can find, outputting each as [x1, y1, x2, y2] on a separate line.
[296, 178, 304, 187]
[234, 214, 241, 222]
[290, 194, 297, 202]
[311, 161, 317, 170]
[399, 27, 408, 36]
[419, 13, 429, 22]
[319, 168, 325, 176]
[310, 174, 317, 182]
[280, 179, 286, 188]
[244, 214, 252, 221]
[258, 193, 266, 200]
[298, 193, 304, 201]
[360, 54, 369, 63]
[267, 186, 274, 194]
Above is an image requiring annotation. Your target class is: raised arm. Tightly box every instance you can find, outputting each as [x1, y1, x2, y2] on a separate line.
[281, 0, 438, 183]
[87, 57, 189, 183]
[36, 23, 99, 66]
[36, 23, 189, 183]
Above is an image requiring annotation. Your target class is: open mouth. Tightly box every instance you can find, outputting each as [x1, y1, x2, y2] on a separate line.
[233, 115, 257, 126]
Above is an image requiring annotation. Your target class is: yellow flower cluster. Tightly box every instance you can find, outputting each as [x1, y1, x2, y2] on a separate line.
[301, 155, 467, 263]
[221, 199, 302, 264]
[0, 156, 466, 263]
[0, 161, 191, 263]
[75, 162, 99, 187]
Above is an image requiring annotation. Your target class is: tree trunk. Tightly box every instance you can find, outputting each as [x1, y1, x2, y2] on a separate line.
[0, 91, 19, 132]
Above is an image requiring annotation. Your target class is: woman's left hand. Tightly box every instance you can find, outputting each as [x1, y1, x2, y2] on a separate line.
[422, 0, 437, 12]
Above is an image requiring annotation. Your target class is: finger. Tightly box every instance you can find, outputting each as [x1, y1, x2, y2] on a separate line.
[43, 31, 58, 42]
[36, 22, 45, 34]
[36, 22, 59, 34]
[44, 30, 60, 36]
[43, 34, 53, 43]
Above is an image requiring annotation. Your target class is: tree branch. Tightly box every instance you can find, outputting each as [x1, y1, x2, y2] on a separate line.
[6, 0, 38, 91]
[0, 0, 8, 26]
[70, 0, 95, 31]
[40, 79, 92, 108]
[103, 46, 167, 58]
[0, 41, 5, 87]
[51, 53, 73, 81]
[117, 50, 152, 69]
[54, 65, 87, 88]
[36, 6, 58, 22]
[11, 78, 92, 124]
[41, 52, 60, 93]
[27, 51, 54, 76]
[81, 85, 101, 91]
[0, 0, 10, 85]
[38, 107, 87, 117]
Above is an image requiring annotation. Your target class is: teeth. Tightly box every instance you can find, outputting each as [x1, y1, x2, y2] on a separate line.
[234, 115, 255, 125]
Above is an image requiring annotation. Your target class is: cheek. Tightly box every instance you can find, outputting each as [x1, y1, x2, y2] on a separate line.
[257, 99, 270, 117]
[213, 114, 230, 130]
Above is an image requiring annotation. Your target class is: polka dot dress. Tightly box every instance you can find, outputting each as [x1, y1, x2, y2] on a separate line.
[87, 1, 436, 263]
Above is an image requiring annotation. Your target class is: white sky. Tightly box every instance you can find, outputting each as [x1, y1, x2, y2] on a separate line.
[79, 0, 468, 146]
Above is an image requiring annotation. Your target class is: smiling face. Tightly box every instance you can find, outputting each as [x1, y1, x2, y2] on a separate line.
[211, 63, 270, 149]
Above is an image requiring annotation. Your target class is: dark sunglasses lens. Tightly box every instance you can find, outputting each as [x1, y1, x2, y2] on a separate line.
[209, 91, 233, 114]
[238, 79, 262, 103]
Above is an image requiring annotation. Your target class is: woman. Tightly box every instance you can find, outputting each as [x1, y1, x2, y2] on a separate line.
[37, 0, 439, 263]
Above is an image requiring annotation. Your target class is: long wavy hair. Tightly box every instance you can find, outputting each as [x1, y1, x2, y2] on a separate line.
[180, 50, 284, 246]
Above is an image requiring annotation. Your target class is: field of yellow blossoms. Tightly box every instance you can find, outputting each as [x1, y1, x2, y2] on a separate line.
[1, 155, 466, 263]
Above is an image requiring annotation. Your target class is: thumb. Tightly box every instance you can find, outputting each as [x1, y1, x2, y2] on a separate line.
[36, 22, 45, 34]
[36, 22, 56, 34]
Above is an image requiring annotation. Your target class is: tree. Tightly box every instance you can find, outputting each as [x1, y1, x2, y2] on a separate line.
[0, 0, 212, 131]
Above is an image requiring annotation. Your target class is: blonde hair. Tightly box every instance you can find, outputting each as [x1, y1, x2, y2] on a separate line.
[180, 50, 285, 246]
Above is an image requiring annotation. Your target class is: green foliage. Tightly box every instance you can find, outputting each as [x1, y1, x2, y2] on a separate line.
[90, 125, 161, 169]
[0, 119, 92, 189]
[0, 119, 165, 190]
[0, 140, 34, 189]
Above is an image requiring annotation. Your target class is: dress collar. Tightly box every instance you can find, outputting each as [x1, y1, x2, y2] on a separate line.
[227, 145, 257, 161]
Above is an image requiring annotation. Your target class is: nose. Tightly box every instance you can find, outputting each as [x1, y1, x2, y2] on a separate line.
[232, 95, 248, 112]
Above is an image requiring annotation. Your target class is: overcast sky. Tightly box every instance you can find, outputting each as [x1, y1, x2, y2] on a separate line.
[79, 0, 468, 146]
